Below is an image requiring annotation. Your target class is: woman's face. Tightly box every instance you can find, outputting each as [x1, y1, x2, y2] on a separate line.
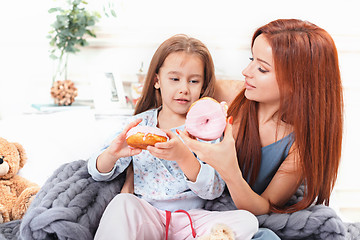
[242, 34, 280, 105]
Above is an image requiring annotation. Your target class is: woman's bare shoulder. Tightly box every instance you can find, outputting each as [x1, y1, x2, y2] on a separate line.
[214, 79, 244, 104]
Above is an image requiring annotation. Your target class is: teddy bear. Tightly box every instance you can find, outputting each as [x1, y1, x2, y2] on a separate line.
[0, 137, 40, 223]
[197, 223, 235, 240]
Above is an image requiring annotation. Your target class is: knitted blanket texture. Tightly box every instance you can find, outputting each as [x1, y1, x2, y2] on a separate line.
[21, 160, 125, 240]
[0, 159, 359, 240]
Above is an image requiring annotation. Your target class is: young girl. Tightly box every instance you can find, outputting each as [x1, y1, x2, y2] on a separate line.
[88, 34, 258, 240]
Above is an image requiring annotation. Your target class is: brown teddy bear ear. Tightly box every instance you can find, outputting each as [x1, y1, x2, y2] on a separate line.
[12, 142, 27, 168]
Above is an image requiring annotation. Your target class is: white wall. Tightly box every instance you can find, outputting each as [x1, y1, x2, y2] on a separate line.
[1, 0, 359, 113]
[1, 1, 359, 109]
[0, 0, 359, 220]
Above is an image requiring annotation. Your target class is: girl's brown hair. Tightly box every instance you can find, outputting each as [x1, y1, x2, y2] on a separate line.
[228, 19, 343, 213]
[134, 34, 216, 115]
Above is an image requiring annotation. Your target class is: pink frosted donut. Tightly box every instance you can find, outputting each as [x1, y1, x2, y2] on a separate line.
[185, 97, 227, 141]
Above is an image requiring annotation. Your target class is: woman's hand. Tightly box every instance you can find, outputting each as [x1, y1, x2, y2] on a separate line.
[147, 129, 200, 182]
[177, 117, 242, 182]
[96, 119, 143, 173]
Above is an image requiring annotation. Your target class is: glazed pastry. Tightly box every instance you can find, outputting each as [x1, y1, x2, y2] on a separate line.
[126, 125, 168, 149]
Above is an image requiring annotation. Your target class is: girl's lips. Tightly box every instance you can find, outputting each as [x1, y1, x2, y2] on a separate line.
[244, 80, 256, 89]
[175, 99, 189, 104]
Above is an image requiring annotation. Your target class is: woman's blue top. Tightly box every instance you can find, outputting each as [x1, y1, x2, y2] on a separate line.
[249, 133, 294, 194]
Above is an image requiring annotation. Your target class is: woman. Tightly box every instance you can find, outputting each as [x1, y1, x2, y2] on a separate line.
[179, 18, 343, 215]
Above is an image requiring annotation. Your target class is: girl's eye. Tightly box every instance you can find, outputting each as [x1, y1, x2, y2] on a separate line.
[190, 80, 199, 84]
[170, 78, 179, 81]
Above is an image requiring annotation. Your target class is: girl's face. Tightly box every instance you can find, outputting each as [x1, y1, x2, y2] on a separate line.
[155, 52, 204, 117]
[242, 34, 280, 105]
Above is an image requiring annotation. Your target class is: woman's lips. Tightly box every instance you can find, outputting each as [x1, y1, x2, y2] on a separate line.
[245, 80, 256, 89]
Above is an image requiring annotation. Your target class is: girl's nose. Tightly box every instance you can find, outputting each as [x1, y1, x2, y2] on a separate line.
[179, 81, 189, 94]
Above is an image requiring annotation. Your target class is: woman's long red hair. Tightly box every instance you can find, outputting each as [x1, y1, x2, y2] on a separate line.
[228, 19, 344, 213]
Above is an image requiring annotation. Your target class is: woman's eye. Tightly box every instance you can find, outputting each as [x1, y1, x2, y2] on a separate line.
[250, 57, 268, 73]
[258, 67, 269, 73]
[170, 78, 179, 81]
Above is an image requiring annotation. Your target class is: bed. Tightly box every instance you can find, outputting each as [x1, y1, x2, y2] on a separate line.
[1, 159, 359, 239]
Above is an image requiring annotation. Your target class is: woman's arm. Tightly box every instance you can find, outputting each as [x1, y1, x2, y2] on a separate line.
[225, 148, 302, 215]
[178, 119, 302, 215]
[260, 147, 302, 207]
[177, 117, 240, 182]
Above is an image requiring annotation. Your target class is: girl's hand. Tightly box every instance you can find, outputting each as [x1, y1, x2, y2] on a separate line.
[106, 118, 143, 159]
[177, 117, 242, 182]
[147, 129, 201, 182]
[97, 119, 142, 173]
[147, 129, 194, 163]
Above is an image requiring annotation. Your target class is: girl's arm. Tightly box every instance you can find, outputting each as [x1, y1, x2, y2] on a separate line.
[120, 164, 135, 193]
[148, 129, 225, 199]
[96, 118, 142, 173]
[178, 118, 302, 215]
[147, 129, 200, 181]
[88, 119, 142, 181]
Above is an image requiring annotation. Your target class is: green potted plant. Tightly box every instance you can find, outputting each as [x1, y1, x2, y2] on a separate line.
[48, 0, 100, 105]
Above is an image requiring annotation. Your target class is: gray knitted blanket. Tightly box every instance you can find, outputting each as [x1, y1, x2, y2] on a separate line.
[0, 159, 359, 240]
